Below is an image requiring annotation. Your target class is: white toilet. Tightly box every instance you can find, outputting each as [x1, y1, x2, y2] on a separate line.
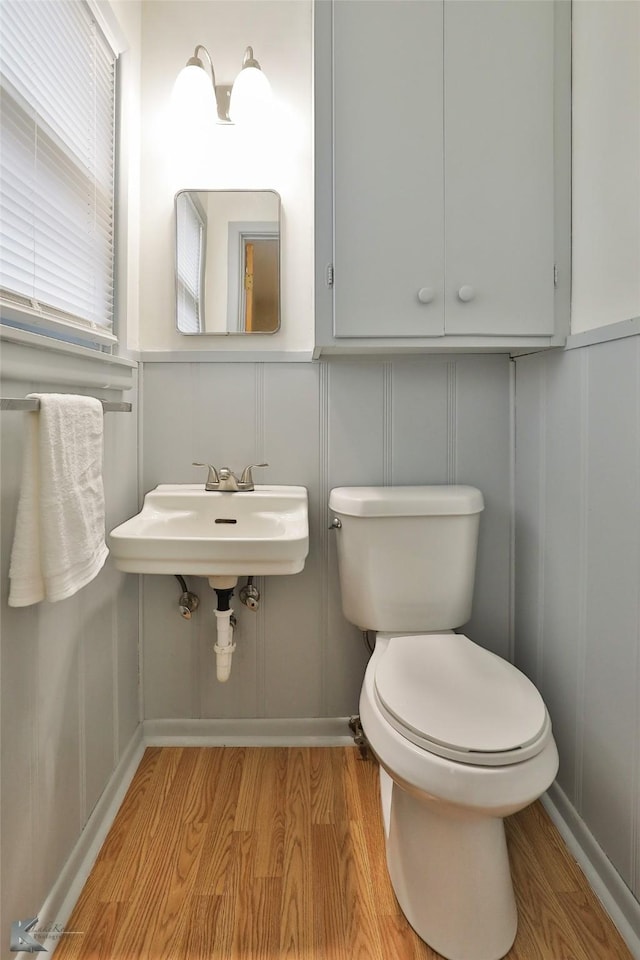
[329, 485, 558, 960]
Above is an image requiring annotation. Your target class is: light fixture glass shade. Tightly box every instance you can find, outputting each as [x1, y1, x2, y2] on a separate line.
[229, 63, 273, 126]
[170, 61, 218, 183]
[171, 62, 218, 131]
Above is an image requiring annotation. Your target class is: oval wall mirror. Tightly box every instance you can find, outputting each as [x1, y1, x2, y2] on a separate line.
[175, 189, 281, 335]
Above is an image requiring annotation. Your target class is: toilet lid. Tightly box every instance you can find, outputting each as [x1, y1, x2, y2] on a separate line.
[374, 634, 550, 766]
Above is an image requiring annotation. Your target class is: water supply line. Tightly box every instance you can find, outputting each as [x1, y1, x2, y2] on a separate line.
[175, 575, 199, 620]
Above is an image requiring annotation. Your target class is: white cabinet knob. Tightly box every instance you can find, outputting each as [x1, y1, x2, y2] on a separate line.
[417, 286, 435, 304]
[457, 285, 476, 302]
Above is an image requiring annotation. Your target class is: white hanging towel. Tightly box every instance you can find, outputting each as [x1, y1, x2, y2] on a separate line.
[8, 394, 109, 606]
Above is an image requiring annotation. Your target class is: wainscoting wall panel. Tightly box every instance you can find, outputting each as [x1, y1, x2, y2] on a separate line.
[0, 352, 141, 944]
[141, 355, 512, 720]
[514, 334, 640, 906]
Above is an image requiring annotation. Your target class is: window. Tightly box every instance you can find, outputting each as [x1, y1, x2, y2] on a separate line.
[175, 192, 206, 334]
[0, 0, 117, 346]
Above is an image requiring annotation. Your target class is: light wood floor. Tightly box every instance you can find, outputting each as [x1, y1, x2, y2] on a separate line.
[54, 747, 632, 960]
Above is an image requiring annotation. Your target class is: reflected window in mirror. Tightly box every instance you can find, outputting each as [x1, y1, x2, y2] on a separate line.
[175, 190, 280, 335]
[176, 193, 206, 333]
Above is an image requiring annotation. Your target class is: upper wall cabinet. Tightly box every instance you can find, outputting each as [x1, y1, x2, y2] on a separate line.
[314, 0, 571, 354]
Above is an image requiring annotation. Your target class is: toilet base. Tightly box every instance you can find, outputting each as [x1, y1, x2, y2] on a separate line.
[383, 770, 518, 960]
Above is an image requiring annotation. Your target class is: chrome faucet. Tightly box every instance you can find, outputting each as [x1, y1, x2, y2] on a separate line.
[238, 463, 269, 491]
[192, 462, 220, 490]
[192, 462, 268, 492]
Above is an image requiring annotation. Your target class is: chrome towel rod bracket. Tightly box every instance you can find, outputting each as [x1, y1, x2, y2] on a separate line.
[0, 397, 132, 413]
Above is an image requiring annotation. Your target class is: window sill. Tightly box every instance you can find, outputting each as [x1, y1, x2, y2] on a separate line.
[0, 325, 137, 390]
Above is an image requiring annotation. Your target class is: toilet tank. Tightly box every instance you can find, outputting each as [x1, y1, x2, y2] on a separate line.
[328, 486, 484, 632]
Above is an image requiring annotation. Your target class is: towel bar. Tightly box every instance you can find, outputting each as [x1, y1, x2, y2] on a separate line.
[0, 398, 132, 412]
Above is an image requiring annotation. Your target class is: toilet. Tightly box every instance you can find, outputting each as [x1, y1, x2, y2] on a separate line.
[329, 485, 558, 960]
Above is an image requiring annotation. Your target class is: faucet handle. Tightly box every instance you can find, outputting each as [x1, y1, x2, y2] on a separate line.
[192, 462, 220, 487]
[239, 463, 269, 487]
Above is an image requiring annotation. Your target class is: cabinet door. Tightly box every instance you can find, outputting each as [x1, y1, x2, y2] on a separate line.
[333, 0, 444, 338]
[444, 1, 555, 336]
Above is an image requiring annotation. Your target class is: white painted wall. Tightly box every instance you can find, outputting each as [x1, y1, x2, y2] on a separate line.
[138, 0, 313, 354]
[572, 0, 640, 332]
[111, 0, 143, 352]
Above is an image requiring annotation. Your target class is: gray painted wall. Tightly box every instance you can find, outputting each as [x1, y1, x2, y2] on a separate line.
[514, 334, 640, 903]
[141, 355, 513, 719]
[0, 348, 140, 938]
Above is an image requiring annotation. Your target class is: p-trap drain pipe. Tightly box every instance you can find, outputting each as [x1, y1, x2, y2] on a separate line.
[213, 587, 236, 682]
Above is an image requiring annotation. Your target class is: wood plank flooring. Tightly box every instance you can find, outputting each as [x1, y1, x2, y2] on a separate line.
[54, 747, 632, 960]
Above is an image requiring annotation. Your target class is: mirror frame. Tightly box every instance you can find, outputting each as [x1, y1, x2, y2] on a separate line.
[174, 189, 281, 336]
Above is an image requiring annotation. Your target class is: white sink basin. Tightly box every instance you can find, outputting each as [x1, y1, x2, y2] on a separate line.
[108, 484, 309, 576]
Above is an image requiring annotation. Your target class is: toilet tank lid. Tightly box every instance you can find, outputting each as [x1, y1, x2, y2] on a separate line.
[328, 485, 484, 517]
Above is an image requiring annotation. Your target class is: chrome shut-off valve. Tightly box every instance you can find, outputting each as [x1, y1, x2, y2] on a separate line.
[239, 577, 260, 611]
[179, 591, 200, 620]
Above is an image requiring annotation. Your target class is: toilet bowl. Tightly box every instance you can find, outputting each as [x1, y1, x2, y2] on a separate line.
[328, 485, 559, 960]
[361, 632, 558, 960]
[364, 635, 560, 960]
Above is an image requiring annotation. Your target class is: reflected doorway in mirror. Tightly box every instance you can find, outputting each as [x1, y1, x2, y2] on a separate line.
[229, 225, 279, 333]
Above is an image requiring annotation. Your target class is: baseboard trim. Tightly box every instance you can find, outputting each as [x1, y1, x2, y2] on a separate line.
[143, 716, 354, 746]
[542, 783, 640, 960]
[23, 725, 145, 959]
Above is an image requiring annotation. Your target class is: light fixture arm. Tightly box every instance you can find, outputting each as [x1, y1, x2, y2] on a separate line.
[190, 44, 218, 88]
[185, 44, 231, 123]
[241, 46, 262, 71]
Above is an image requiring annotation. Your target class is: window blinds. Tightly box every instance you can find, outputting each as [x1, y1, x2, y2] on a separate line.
[0, 0, 117, 343]
[176, 193, 205, 334]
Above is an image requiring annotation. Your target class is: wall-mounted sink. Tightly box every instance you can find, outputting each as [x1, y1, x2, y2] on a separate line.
[108, 484, 309, 577]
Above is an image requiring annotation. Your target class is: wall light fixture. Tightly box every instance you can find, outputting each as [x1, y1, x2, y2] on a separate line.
[173, 44, 273, 126]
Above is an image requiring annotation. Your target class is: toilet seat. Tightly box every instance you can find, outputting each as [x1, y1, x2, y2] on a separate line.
[374, 633, 551, 767]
